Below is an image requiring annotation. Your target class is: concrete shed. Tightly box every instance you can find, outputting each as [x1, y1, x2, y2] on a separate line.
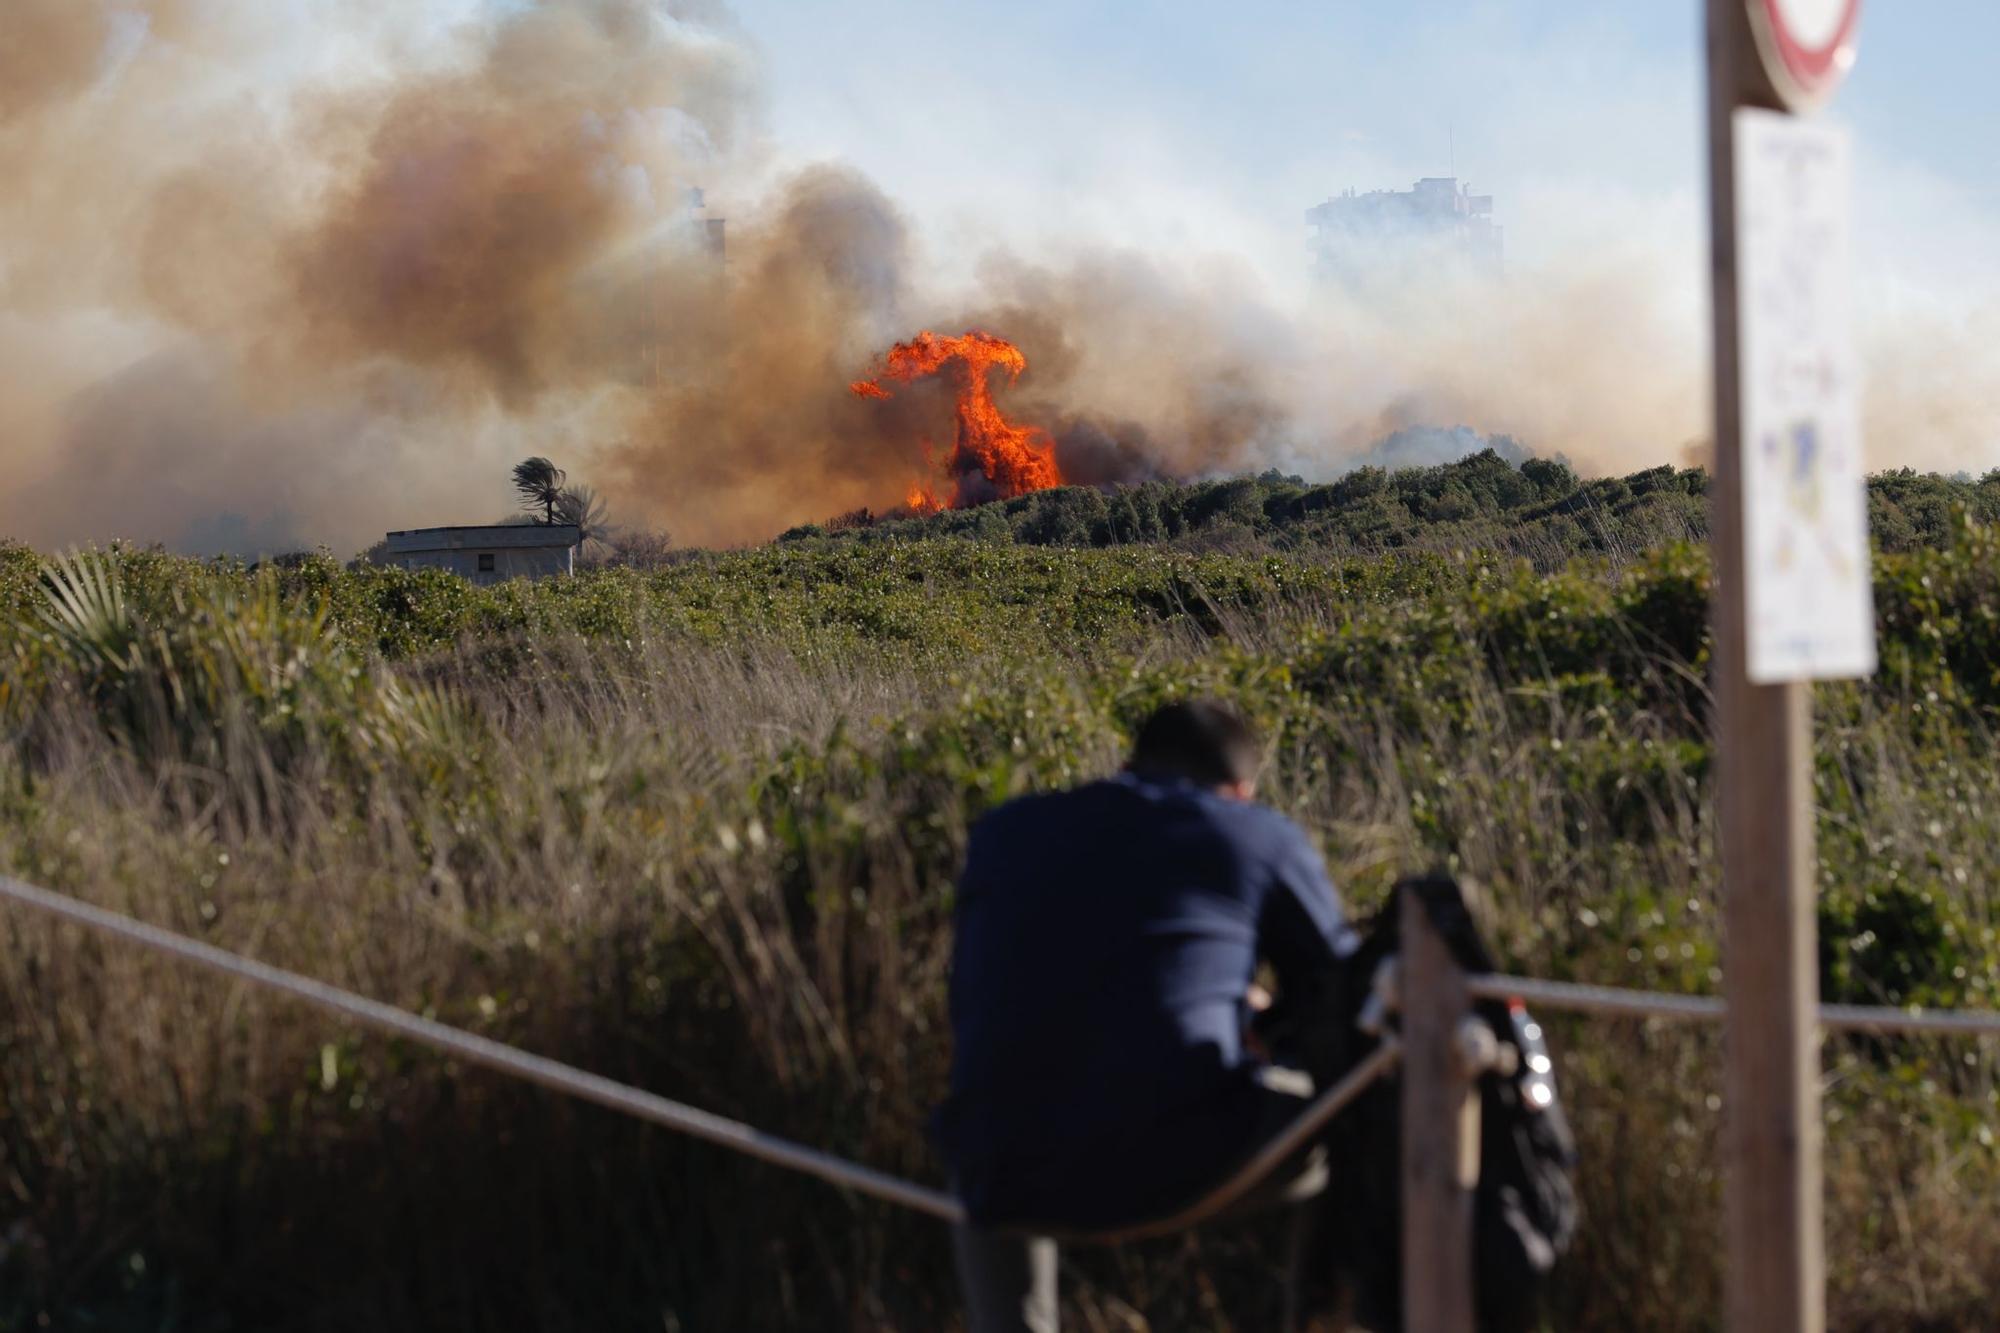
[383, 525, 580, 585]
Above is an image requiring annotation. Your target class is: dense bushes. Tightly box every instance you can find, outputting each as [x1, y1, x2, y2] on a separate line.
[779, 452, 2000, 564]
[2, 505, 1998, 1329]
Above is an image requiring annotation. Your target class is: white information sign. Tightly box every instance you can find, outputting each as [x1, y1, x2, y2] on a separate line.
[1733, 108, 1875, 682]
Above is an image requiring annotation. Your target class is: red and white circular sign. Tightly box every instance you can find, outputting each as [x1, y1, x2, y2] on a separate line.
[1750, 0, 1862, 107]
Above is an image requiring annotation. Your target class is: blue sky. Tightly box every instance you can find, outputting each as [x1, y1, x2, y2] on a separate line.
[716, 1, 2000, 480]
[10, 0, 1992, 555]
[736, 2, 1998, 288]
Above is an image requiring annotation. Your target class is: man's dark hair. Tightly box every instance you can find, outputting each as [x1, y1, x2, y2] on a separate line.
[1126, 700, 1262, 788]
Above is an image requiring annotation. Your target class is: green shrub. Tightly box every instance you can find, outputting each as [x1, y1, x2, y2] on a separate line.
[3, 497, 1998, 1330]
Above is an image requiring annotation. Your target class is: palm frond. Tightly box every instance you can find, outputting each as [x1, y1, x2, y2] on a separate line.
[38, 548, 137, 674]
[556, 484, 621, 559]
[512, 457, 567, 524]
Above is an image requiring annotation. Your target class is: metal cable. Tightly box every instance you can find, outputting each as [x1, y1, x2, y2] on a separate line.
[1470, 973, 2000, 1038]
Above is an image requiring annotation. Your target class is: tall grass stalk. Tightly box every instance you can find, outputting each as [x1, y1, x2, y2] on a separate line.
[1, 541, 1995, 1330]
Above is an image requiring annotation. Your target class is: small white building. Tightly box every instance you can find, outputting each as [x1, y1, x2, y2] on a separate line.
[383, 525, 580, 584]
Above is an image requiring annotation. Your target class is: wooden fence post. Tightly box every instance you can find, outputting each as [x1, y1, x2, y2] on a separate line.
[1706, 2, 1828, 1329]
[1402, 886, 1477, 1333]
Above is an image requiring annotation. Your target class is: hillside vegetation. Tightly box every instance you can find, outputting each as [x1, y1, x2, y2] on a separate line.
[2, 458, 1998, 1331]
[784, 451, 2000, 564]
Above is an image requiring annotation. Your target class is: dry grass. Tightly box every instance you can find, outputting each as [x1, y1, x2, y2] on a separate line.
[1, 548, 1995, 1330]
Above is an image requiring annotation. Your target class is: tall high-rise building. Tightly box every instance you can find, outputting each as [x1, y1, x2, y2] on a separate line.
[1305, 177, 1502, 284]
[679, 187, 727, 261]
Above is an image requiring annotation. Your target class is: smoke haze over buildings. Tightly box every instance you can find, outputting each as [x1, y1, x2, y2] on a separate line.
[1, 0, 1994, 554]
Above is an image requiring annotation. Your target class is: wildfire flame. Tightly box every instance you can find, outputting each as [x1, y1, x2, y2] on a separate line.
[850, 330, 1064, 510]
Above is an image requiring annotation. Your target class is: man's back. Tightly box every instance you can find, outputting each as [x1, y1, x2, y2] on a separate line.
[936, 772, 1350, 1229]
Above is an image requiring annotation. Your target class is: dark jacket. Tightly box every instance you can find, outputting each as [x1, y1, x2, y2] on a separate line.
[933, 772, 1354, 1228]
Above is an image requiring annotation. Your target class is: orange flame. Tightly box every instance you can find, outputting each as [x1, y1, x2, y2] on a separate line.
[851, 330, 1064, 510]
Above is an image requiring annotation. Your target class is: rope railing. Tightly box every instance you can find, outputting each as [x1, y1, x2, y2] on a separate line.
[1078, 1039, 1401, 1244]
[0, 873, 967, 1222]
[1469, 973, 2000, 1038]
[0, 872, 1400, 1234]
[1469, 973, 1725, 1023]
[1817, 1002, 2000, 1038]
[3, 870, 1995, 1250]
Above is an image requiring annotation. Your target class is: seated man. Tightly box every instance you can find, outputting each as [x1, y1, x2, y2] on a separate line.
[934, 699, 1358, 1332]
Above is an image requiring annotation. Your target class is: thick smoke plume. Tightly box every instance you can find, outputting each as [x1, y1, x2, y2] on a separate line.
[1, 1, 1991, 556]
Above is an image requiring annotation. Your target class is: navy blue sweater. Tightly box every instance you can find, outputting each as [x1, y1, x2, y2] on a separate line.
[934, 772, 1354, 1228]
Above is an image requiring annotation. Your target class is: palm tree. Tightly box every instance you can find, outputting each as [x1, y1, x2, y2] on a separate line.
[554, 484, 620, 561]
[511, 457, 566, 525]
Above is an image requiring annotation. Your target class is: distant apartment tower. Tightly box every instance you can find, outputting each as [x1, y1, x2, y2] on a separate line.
[383, 525, 580, 585]
[680, 187, 726, 262]
[1305, 177, 1502, 283]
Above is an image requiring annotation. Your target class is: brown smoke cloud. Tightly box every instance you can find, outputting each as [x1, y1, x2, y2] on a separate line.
[289, 1, 753, 402]
[3, 0, 793, 552]
[916, 241, 1705, 490]
[1, 1, 1991, 557]
[613, 164, 925, 541]
[0, 1, 118, 125]
[1, 0, 1014, 551]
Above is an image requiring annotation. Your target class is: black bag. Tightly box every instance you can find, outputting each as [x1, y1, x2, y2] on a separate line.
[1273, 875, 1578, 1332]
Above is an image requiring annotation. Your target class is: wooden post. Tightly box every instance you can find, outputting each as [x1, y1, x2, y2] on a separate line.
[1401, 887, 1476, 1333]
[1706, 3, 1826, 1331]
